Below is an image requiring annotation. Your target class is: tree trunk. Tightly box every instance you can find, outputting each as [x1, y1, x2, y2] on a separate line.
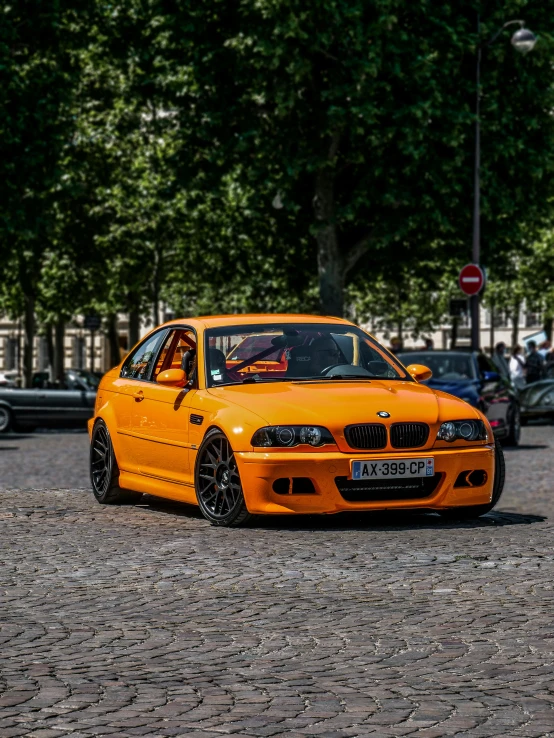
[511, 301, 520, 349]
[450, 316, 458, 350]
[45, 323, 55, 383]
[313, 132, 344, 317]
[107, 313, 120, 368]
[128, 306, 140, 350]
[314, 169, 343, 316]
[543, 315, 553, 343]
[152, 248, 160, 327]
[489, 304, 495, 354]
[54, 318, 65, 385]
[23, 293, 35, 388]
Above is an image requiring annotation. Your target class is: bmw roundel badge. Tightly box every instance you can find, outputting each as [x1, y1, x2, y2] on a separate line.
[377, 411, 390, 418]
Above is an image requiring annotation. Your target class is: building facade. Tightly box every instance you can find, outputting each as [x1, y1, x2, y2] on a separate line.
[0, 306, 545, 379]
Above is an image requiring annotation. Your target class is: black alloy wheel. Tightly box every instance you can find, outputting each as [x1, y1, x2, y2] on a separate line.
[90, 420, 141, 504]
[0, 405, 12, 434]
[195, 429, 252, 526]
[503, 403, 521, 447]
[440, 442, 505, 520]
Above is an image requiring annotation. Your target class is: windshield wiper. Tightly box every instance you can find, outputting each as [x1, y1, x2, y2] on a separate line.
[290, 374, 373, 382]
[241, 376, 289, 384]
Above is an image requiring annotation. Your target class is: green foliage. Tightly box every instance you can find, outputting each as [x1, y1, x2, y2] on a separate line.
[160, 0, 554, 314]
[2, 0, 554, 379]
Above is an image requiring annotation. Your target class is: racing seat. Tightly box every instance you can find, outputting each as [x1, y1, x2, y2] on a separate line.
[286, 345, 315, 377]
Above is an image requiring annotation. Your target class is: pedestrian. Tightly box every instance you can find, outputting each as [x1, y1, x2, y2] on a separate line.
[389, 336, 403, 355]
[492, 342, 510, 378]
[509, 345, 526, 391]
[525, 340, 545, 384]
[539, 340, 552, 359]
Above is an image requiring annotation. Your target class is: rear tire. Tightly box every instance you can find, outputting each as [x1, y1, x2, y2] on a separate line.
[195, 429, 252, 527]
[440, 442, 505, 520]
[0, 405, 12, 433]
[90, 420, 141, 504]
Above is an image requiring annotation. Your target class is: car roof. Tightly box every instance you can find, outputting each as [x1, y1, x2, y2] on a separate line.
[163, 314, 356, 329]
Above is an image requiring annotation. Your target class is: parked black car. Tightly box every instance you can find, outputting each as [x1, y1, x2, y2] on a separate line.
[398, 350, 521, 446]
[0, 369, 97, 433]
[519, 379, 554, 424]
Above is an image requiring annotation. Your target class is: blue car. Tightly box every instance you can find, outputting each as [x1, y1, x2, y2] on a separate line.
[398, 350, 520, 446]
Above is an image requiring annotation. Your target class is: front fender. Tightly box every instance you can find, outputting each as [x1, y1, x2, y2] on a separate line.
[90, 402, 125, 466]
[191, 395, 268, 453]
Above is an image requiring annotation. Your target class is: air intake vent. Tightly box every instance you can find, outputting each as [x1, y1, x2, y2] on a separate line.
[190, 414, 204, 425]
[336, 473, 442, 502]
[345, 423, 387, 450]
[390, 422, 429, 448]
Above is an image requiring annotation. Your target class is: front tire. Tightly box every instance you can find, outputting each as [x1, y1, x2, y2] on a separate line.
[440, 442, 505, 520]
[90, 420, 141, 504]
[195, 429, 252, 526]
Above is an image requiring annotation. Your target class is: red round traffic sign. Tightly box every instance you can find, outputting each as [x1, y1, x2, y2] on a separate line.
[458, 263, 485, 296]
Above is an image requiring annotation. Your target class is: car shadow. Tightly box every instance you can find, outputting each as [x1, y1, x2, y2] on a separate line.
[503, 444, 549, 451]
[135, 496, 545, 530]
[137, 495, 205, 520]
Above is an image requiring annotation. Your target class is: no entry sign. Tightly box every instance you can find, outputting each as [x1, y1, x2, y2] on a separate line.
[459, 264, 485, 296]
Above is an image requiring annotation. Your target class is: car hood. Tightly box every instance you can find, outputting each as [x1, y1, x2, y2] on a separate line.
[207, 379, 479, 427]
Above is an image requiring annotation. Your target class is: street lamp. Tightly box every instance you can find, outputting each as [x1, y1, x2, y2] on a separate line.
[470, 19, 537, 352]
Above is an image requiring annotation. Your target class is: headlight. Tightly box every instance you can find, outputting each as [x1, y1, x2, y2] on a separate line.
[436, 420, 487, 443]
[251, 425, 334, 447]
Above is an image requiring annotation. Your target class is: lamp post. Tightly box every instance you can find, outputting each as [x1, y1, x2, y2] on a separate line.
[470, 19, 537, 352]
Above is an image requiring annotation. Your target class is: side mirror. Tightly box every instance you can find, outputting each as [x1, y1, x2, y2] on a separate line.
[482, 370, 500, 382]
[407, 363, 433, 382]
[156, 369, 186, 387]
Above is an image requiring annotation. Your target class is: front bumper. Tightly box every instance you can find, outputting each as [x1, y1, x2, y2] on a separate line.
[236, 445, 495, 514]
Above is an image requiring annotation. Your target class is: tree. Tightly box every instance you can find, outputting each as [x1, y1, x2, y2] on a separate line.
[0, 0, 88, 385]
[158, 0, 554, 316]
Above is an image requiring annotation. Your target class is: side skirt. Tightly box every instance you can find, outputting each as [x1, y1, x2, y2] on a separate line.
[119, 470, 198, 506]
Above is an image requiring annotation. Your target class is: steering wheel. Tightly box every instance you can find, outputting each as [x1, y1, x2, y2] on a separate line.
[320, 363, 345, 375]
[320, 364, 372, 377]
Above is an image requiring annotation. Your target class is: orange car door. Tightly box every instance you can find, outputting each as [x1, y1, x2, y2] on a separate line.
[111, 329, 169, 473]
[129, 329, 197, 486]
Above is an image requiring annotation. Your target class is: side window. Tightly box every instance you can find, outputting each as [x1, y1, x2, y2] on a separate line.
[121, 331, 167, 381]
[153, 329, 197, 382]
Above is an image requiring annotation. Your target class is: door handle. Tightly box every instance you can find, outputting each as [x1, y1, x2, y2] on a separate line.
[132, 390, 144, 402]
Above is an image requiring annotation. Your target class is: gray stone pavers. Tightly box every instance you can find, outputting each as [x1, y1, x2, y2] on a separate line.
[0, 426, 553, 736]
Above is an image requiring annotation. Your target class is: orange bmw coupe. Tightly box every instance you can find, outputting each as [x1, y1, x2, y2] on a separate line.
[89, 315, 504, 526]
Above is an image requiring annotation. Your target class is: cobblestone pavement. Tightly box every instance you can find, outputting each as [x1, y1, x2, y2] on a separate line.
[0, 427, 553, 737]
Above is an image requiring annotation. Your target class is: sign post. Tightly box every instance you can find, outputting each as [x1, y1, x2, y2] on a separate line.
[458, 265, 485, 350]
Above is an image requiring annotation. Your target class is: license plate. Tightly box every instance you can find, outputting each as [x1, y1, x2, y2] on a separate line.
[352, 457, 434, 480]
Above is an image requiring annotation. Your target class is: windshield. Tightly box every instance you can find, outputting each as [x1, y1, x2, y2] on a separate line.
[205, 323, 409, 387]
[398, 352, 476, 381]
